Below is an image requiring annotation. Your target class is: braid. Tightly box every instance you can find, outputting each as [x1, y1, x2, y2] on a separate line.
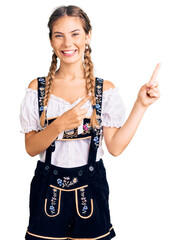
[47, 6, 100, 130]
[84, 44, 99, 130]
[40, 52, 57, 127]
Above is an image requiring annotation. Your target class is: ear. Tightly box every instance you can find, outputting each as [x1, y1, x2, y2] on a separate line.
[85, 30, 92, 45]
[49, 36, 54, 49]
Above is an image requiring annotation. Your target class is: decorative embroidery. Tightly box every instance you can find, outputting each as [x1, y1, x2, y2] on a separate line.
[63, 128, 78, 139]
[38, 78, 46, 114]
[92, 77, 104, 150]
[57, 177, 78, 188]
[38, 77, 103, 145]
[62, 118, 91, 138]
[39, 77, 46, 84]
[83, 121, 91, 134]
[95, 103, 101, 111]
[49, 188, 58, 214]
[80, 188, 88, 214]
[83, 124, 88, 131]
[38, 77, 48, 127]
[93, 136, 99, 146]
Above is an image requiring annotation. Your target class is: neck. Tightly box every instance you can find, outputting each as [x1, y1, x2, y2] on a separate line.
[55, 60, 85, 81]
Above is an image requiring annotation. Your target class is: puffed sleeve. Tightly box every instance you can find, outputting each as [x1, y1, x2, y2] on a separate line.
[101, 87, 126, 128]
[19, 88, 41, 133]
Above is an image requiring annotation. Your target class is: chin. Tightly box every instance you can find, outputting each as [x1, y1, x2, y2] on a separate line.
[60, 56, 83, 65]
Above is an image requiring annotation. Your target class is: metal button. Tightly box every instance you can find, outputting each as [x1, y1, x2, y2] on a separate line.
[78, 170, 83, 176]
[89, 166, 94, 172]
[53, 169, 58, 175]
[50, 140, 55, 147]
[45, 165, 50, 171]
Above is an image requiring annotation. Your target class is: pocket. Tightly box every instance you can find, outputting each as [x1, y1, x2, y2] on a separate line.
[44, 185, 61, 217]
[75, 186, 94, 219]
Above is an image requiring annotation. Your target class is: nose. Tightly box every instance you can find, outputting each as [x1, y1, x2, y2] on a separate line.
[63, 36, 72, 48]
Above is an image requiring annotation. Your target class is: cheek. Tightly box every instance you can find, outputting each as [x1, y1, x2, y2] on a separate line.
[76, 37, 86, 49]
[54, 40, 63, 48]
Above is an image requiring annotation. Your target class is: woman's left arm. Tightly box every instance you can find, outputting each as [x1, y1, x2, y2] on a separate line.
[104, 63, 161, 156]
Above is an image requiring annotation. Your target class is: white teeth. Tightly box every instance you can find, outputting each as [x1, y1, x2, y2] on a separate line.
[63, 50, 76, 54]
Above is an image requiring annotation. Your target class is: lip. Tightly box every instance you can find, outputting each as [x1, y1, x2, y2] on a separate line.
[62, 49, 77, 52]
[61, 49, 78, 57]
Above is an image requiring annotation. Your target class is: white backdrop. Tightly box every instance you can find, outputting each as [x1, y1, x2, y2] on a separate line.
[1, 0, 180, 239]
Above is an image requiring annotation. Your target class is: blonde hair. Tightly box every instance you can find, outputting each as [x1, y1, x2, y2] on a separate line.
[40, 5, 98, 130]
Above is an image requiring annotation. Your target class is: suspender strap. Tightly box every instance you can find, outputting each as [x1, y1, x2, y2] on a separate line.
[44, 141, 55, 173]
[37, 77, 48, 126]
[92, 77, 104, 151]
[87, 77, 104, 172]
[37, 77, 55, 171]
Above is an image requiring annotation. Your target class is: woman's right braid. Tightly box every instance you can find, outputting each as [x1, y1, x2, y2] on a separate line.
[40, 52, 57, 128]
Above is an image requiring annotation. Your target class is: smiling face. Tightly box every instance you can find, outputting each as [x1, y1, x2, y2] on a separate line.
[50, 16, 91, 65]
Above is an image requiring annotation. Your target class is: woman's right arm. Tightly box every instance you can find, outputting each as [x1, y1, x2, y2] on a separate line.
[25, 118, 65, 157]
[25, 79, 90, 157]
[24, 79, 64, 157]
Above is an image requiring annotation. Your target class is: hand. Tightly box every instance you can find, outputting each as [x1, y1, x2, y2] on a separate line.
[137, 63, 161, 107]
[57, 94, 91, 130]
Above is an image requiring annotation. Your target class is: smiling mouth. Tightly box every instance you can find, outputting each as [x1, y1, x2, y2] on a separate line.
[61, 49, 77, 56]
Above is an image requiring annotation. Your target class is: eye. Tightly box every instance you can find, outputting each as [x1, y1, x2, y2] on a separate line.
[55, 35, 63, 38]
[72, 33, 79, 37]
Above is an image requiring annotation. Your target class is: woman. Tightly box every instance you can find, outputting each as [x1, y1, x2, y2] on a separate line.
[20, 5, 160, 240]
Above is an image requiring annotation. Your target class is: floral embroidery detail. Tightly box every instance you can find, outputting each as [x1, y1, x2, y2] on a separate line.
[57, 178, 63, 186]
[57, 177, 78, 188]
[38, 77, 48, 127]
[83, 121, 91, 134]
[93, 136, 98, 145]
[39, 77, 46, 84]
[63, 118, 91, 138]
[63, 128, 78, 139]
[38, 77, 103, 144]
[38, 78, 46, 113]
[49, 188, 58, 214]
[73, 178, 78, 184]
[95, 103, 101, 111]
[80, 188, 88, 214]
[83, 124, 88, 131]
[92, 77, 103, 150]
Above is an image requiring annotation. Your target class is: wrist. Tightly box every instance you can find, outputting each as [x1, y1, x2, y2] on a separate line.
[135, 99, 149, 111]
[53, 116, 65, 134]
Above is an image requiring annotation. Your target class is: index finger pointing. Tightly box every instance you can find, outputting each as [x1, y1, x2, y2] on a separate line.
[149, 63, 161, 83]
[75, 94, 91, 109]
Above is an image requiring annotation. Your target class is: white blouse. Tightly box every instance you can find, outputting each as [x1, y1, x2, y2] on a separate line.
[19, 87, 126, 168]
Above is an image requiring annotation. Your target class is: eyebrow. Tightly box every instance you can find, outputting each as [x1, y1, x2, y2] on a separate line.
[53, 29, 81, 34]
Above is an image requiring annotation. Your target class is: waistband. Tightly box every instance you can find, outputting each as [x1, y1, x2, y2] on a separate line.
[35, 158, 105, 177]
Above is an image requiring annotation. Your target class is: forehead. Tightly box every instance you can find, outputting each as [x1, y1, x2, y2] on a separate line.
[52, 16, 84, 33]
